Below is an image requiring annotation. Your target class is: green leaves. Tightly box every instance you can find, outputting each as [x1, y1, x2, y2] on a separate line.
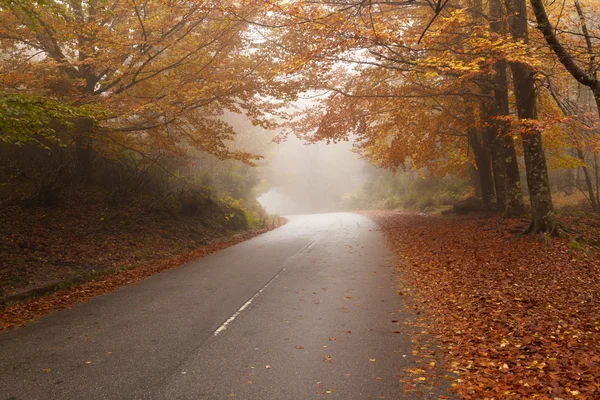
[0, 92, 106, 148]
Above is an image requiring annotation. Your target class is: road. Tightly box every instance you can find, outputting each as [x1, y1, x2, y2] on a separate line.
[1, 213, 451, 399]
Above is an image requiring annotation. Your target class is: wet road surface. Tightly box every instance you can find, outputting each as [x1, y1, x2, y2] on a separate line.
[1, 213, 451, 399]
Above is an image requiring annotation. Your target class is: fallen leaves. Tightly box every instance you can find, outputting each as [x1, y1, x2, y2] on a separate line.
[366, 211, 600, 399]
[0, 219, 286, 331]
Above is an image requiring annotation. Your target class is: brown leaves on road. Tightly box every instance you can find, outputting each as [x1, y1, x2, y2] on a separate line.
[365, 210, 600, 399]
[0, 221, 286, 332]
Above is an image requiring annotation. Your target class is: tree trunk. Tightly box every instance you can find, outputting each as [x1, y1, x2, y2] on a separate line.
[468, 127, 496, 210]
[521, 127, 554, 232]
[496, 134, 525, 216]
[508, 0, 556, 233]
[491, 138, 507, 208]
[488, 0, 525, 216]
[480, 91, 506, 210]
[576, 148, 598, 211]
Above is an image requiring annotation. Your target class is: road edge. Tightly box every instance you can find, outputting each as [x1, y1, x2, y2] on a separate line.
[0, 218, 287, 332]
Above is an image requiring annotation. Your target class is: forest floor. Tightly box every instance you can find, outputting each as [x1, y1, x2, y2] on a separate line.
[0, 191, 284, 330]
[365, 210, 600, 399]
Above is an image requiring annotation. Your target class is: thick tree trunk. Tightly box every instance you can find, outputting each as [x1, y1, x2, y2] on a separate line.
[468, 127, 496, 210]
[468, 163, 482, 198]
[492, 58, 524, 216]
[521, 127, 554, 232]
[508, 0, 556, 233]
[488, 0, 525, 216]
[496, 134, 525, 216]
[504, 143, 524, 216]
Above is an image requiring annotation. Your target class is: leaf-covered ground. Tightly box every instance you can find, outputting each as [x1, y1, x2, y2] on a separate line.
[0, 222, 283, 332]
[365, 211, 600, 399]
[0, 190, 264, 299]
[0, 190, 284, 330]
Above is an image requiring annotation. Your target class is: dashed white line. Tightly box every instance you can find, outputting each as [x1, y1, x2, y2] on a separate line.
[213, 267, 287, 336]
[212, 239, 319, 337]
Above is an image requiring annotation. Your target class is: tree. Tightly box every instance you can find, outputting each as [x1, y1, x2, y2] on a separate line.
[530, 0, 600, 114]
[0, 0, 270, 182]
[505, 0, 556, 233]
[252, 0, 526, 211]
[487, 0, 524, 216]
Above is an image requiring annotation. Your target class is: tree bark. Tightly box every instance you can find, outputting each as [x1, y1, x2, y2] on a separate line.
[508, 0, 556, 233]
[488, 0, 525, 216]
[468, 162, 482, 198]
[576, 148, 598, 211]
[491, 138, 507, 208]
[468, 127, 496, 209]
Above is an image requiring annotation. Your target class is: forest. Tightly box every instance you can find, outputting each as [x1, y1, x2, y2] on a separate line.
[1, 0, 600, 398]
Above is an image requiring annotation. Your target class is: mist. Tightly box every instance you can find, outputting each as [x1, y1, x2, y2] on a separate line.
[257, 136, 369, 215]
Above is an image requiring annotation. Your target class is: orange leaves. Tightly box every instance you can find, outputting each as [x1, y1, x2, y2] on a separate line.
[1, 0, 274, 164]
[367, 210, 600, 399]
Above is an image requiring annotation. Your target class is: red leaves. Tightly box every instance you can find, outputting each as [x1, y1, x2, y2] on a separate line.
[366, 211, 600, 399]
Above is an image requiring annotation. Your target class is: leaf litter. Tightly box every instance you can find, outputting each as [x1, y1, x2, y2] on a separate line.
[0, 219, 286, 331]
[365, 210, 600, 399]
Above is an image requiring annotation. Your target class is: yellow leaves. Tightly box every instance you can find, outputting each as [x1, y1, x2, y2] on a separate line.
[2, 0, 272, 163]
[418, 57, 482, 75]
[408, 368, 425, 375]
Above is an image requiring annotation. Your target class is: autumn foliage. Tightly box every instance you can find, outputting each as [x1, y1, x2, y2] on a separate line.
[249, 0, 600, 227]
[368, 211, 600, 399]
[0, 0, 271, 161]
[1, 1, 600, 397]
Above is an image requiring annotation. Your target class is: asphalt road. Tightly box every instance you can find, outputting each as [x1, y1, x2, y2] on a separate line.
[1, 213, 452, 399]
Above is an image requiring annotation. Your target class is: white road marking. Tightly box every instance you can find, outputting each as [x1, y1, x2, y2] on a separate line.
[213, 267, 287, 336]
[212, 239, 319, 337]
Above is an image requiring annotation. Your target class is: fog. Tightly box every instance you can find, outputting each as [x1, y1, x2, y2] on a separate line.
[257, 135, 369, 215]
